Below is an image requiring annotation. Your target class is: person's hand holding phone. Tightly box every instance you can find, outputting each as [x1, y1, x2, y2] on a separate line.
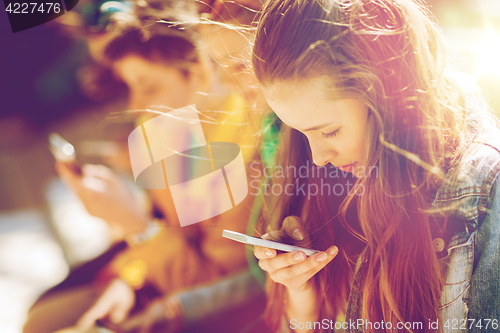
[118, 295, 183, 333]
[254, 216, 338, 332]
[77, 278, 135, 331]
[254, 216, 338, 292]
[55, 162, 149, 236]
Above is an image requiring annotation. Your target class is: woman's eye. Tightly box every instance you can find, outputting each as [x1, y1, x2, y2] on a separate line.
[321, 128, 340, 138]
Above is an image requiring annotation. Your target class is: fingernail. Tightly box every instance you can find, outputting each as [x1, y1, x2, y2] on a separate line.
[316, 252, 328, 262]
[328, 246, 338, 256]
[292, 228, 304, 240]
[293, 251, 305, 261]
[265, 249, 274, 257]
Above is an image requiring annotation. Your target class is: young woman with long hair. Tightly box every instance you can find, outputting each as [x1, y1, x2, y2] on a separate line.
[251, 0, 500, 332]
[23, 1, 266, 333]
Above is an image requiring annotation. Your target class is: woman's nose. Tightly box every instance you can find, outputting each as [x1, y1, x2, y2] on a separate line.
[309, 138, 336, 167]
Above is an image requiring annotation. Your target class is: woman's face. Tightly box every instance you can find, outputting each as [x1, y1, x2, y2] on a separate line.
[262, 76, 372, 177]
[114, 54, 199, 110]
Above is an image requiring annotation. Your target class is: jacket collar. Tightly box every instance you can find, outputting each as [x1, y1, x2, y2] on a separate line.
[432, 129, 500, 226]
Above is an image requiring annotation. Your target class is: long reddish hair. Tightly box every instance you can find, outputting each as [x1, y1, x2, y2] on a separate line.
[252, 0, 494, 332]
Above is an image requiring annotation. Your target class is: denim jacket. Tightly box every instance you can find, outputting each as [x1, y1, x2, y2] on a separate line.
[345, 129, 500, 333]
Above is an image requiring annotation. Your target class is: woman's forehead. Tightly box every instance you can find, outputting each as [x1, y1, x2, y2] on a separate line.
[262, 80, 336, 129]
[262, 78, 368, 131]
[262, 77, 335, 101]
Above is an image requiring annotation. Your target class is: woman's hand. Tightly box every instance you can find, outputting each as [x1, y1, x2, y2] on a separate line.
[119, 300, 166, 333]
[120, 295, 184, 333]
[56, 162, 149, 236]
[254, 216, 338, 292]
[77, 278, 135, 330]
[254, 216, 338, 332]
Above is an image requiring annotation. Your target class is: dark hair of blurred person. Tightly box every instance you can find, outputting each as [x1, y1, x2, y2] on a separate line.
[92, 0, 219, 112]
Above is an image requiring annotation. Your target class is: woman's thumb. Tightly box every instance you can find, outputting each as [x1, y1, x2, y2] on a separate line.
[283, 216, 305, 241]
[55, 162, 80, 190]
[110, 303, 129, 323]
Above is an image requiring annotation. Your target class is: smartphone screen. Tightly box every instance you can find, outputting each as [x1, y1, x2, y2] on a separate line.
[49, 133, 82, 175]
[222, 230, 319, 256]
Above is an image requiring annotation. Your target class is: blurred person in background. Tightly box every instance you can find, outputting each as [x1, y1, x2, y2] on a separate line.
[23, 1, 267, 332]
[251, 1, 500, 332]
[198, 0, 266, 110]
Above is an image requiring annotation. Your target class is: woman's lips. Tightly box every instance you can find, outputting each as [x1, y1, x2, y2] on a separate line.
[336, 162, 357, 172]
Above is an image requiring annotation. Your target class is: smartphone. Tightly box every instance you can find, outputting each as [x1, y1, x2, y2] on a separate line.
[49, 133, 82, 175]
[222, 230, 320, 256]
